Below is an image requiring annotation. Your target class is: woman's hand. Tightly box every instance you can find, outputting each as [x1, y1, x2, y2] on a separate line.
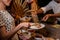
[42, 14, 52, 21]
[17, 22, 30, 28]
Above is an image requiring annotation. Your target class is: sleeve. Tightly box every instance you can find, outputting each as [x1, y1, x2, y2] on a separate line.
[41, 1, 52, 13]
[0, 12, 5, 27]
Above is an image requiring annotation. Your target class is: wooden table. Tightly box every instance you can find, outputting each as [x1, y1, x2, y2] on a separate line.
[45, 24, 60, 39]
[27, 24, 60, 39]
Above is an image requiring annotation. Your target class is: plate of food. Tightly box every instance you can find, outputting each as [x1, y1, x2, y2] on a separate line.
[30, 23, 45, 29]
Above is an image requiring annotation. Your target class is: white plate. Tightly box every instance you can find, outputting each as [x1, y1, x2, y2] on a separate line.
[30, 23, 45, 29]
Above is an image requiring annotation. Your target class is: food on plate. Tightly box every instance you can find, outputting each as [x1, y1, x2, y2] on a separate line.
[29, 23, 45, 29]
[31, 23, 41, 28]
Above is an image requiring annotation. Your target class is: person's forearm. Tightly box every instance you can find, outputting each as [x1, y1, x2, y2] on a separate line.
[6, 25, 21, 39]
[51, 13, 60, 17]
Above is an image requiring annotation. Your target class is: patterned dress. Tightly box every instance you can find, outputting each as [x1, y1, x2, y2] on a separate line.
[0, 10, 19, 40]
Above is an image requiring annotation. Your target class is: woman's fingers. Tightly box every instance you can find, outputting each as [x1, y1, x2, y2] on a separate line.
[20, 22, 30, 27]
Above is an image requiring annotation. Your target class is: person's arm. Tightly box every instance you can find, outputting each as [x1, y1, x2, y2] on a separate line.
[27, 2, 52, 14]
[0, 24, 22, 40]
[45, 13, 60, 18]
[37, 1, 52, 14]
[0, 22, 29, 40]
[42, 13, 60, 21]
[51, 13, 60, 17]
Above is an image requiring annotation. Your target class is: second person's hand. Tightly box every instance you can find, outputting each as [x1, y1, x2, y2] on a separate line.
[42, 14, 52, 21]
